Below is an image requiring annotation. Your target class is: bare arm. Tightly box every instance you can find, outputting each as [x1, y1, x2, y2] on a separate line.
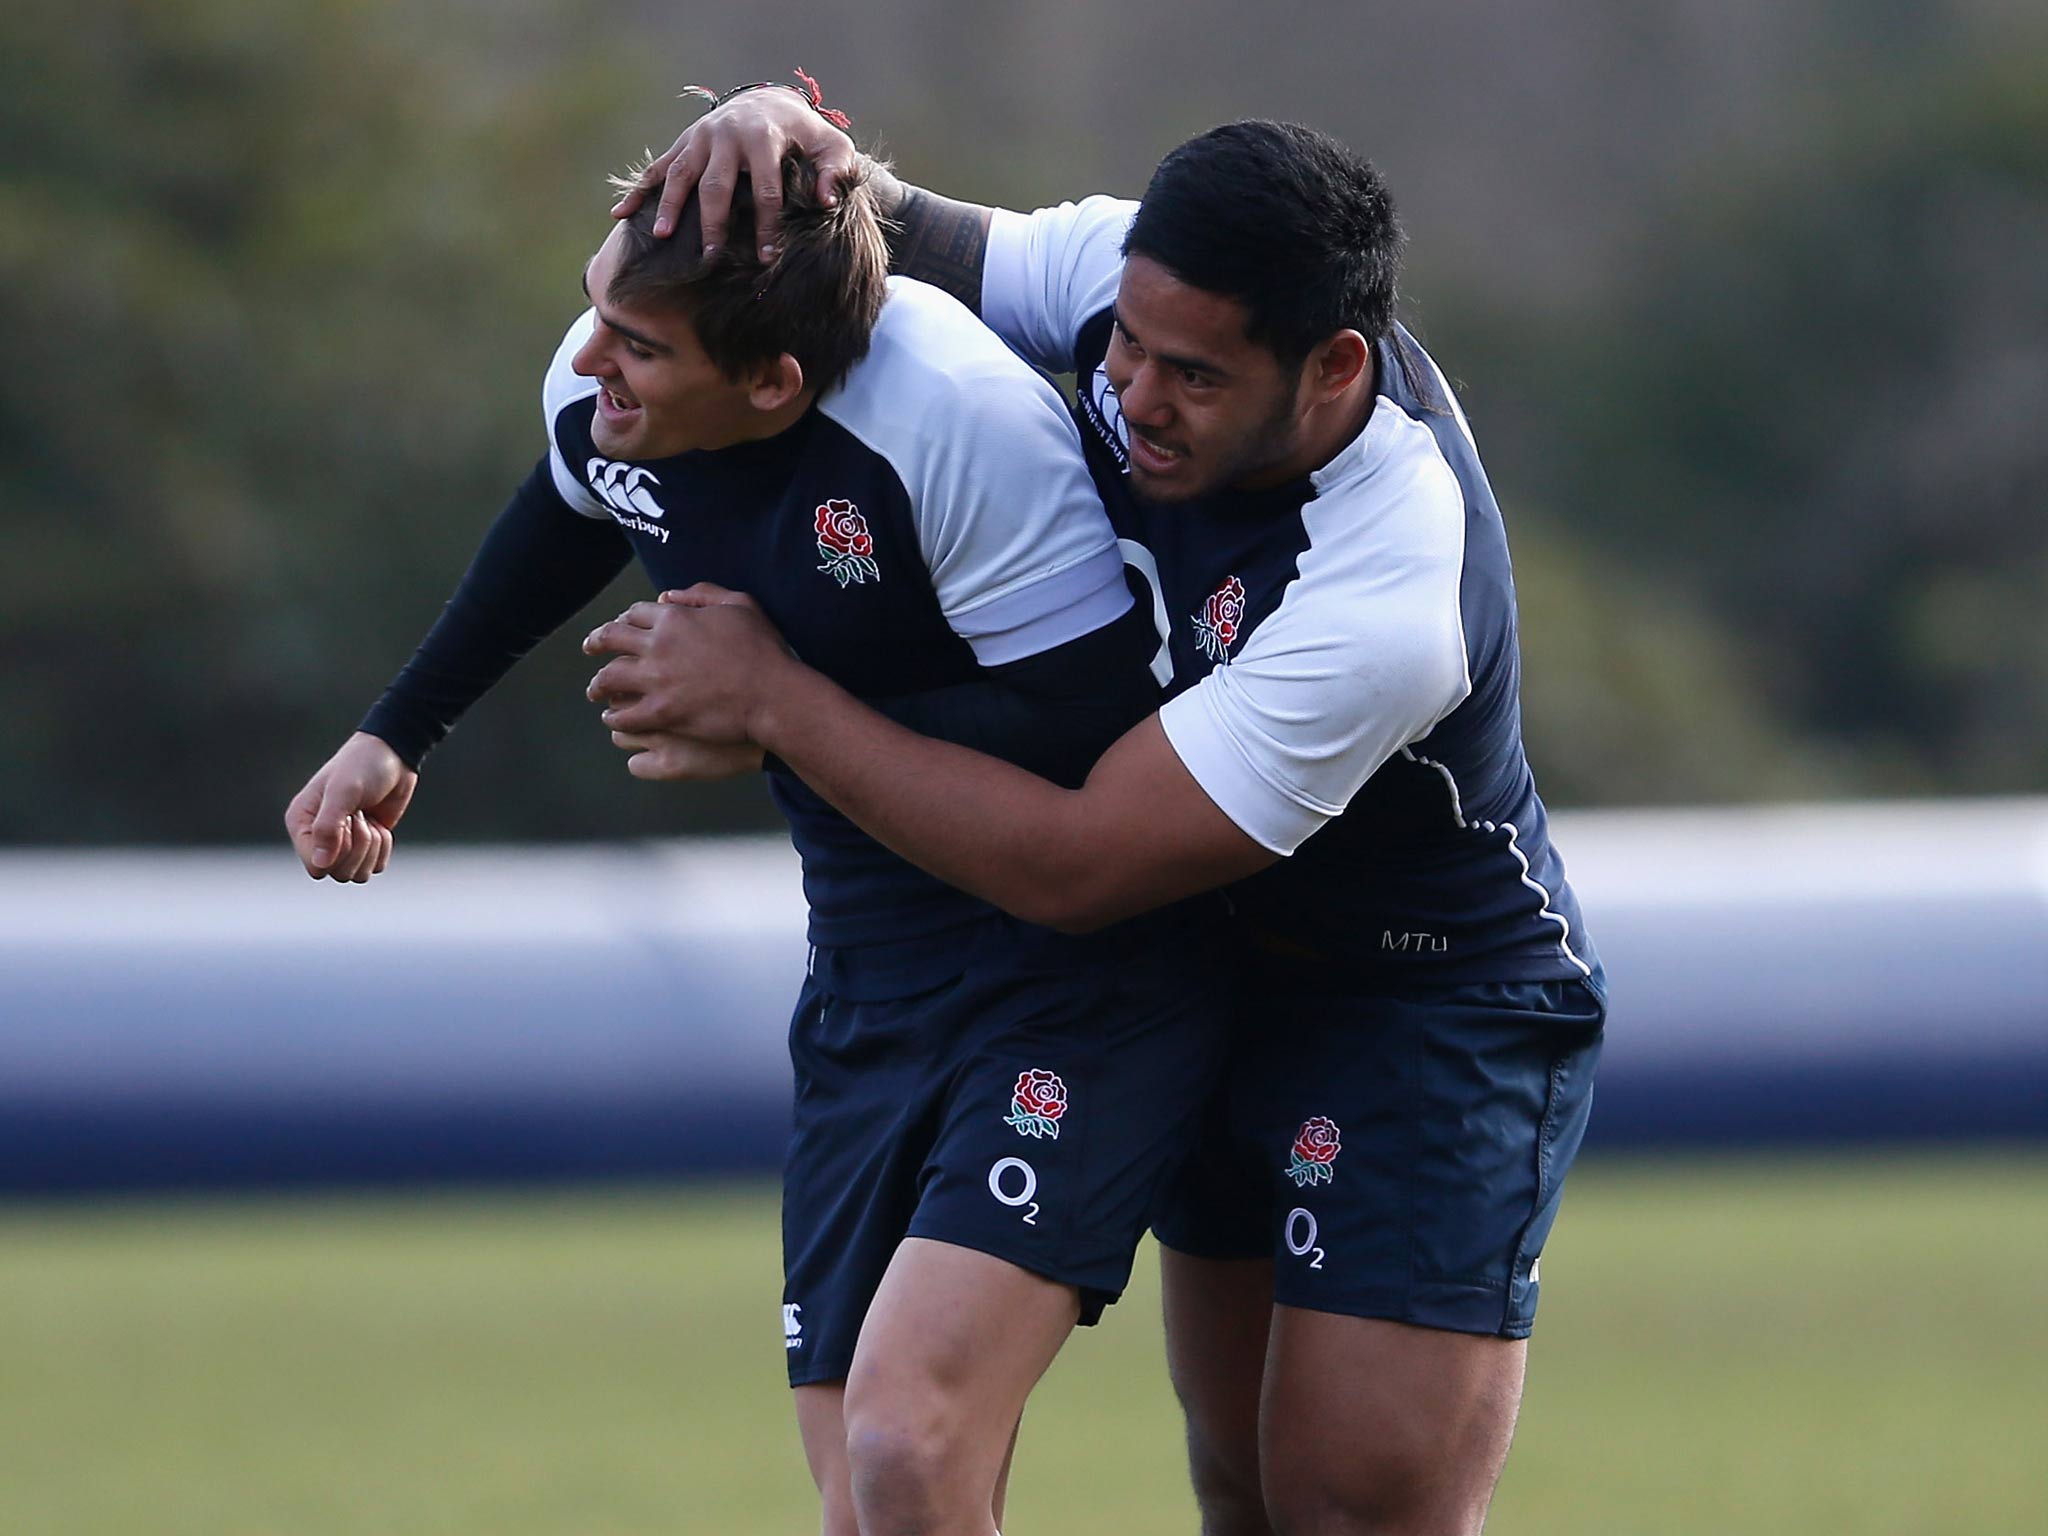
[752, 674, 1272, 932]
[868, 165, 993, 314]
[585, 594, 1277, 932]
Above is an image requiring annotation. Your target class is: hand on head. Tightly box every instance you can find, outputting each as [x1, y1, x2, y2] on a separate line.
[611, 79, 860, 261]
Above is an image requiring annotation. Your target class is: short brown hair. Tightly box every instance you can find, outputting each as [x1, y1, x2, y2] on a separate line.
[607, 153, 888, 396]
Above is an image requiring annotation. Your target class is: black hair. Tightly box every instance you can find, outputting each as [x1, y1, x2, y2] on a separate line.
[1124, 121, 1403, 368]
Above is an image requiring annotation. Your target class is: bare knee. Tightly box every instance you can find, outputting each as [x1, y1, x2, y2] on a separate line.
[1185, 1432, 1272, 1536]
[1261, 1314, 1522, 1536]
[1266, 1465, 1485, 1536]
[814, 1464, 861, 1536]
[841, 1397, 952, 1528]
[1177, 1389, 1270, 1536]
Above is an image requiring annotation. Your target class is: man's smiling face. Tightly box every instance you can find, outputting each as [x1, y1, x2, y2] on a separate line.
[571, 224, 761, 461]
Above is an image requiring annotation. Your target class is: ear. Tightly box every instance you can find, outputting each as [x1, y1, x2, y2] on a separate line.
[747, 352, 806, 412]
[1303, 330, 1371, 406]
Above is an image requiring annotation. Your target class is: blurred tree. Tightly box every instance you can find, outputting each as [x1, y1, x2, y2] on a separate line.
[1, 3, 2040, 845]
[0, 0, 777, 843]
[1438, 48, 2048, 798]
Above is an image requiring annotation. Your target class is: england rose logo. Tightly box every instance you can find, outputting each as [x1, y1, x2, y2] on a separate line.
[815, 499, 881, 587]
[1285, 1116, 1341, 1187]
[1192, 575, 1247, 663]
[1005, 1069, 1068, 1140]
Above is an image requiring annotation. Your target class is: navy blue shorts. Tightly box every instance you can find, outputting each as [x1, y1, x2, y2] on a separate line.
[781, 913, 1226, 1387]
[1151, 968, 1605, 1339]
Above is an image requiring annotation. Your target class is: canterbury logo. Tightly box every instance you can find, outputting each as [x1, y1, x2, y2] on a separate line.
[1084, 362, 1130, 469]
[586, 458, 667, 519]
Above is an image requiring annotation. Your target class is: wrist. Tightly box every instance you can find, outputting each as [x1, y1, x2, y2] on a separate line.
[683, 69, 852, 129]
[746, 653, 830, 757]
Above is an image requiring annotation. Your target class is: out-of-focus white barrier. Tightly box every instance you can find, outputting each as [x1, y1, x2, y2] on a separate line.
[3, 802, 2044, 1192]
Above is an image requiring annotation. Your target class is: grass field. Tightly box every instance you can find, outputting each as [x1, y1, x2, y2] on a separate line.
[3, 1153, 2043, 1535]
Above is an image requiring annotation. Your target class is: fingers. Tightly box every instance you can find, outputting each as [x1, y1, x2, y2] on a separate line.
[614, 137, 685, 223]
[623, 741, 715, 782]
[612, 142, 676, 221]
[600, 692, 660, 732]
[649, 135, 710, 238]
[695, 137, 741, 256]
[658, 582, 753, 609]
[622, 737, 765, 782]
[815, 136, 860, 209]
[308, 780, 361, 874]
[745, 137, 787, 260]
[585, 657, 646, 704]
[626, 748, 680, 782]
[582, 612, 655, 657]
[329, 811, 385, 884]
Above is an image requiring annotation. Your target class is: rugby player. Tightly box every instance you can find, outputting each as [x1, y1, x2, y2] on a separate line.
[284, 146, 1226, 1536]
[595, 88, 1607, 1536]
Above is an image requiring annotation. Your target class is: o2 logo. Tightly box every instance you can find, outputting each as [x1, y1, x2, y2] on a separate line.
[1285, 1207, 1326, 1270]
[988, 1156, 1040, 1225]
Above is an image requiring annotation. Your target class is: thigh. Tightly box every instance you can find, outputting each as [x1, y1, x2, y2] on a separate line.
[843, 1237, 1079, 1507]
[1261, 1309, 1526, 1535]
[1159, 1247, 1274, 1520]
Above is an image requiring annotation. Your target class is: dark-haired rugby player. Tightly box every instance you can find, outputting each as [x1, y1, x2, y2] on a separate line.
[595, 90, 1606, 1536]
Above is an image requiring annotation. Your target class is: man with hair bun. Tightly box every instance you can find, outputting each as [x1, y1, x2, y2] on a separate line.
[606, 88, 1607, 1536]
[287, 130, 1227, 1536]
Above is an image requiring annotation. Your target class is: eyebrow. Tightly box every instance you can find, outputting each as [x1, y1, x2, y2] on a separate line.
[581, 260, 675, 356]
[1113, 307, 1233, 382]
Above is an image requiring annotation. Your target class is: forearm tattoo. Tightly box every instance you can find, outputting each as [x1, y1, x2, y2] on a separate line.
[870, 167, 992, 313]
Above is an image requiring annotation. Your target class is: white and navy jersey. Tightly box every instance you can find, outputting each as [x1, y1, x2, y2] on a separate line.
[982, 198, 1597, 985]
[546, 277, 1135, 948]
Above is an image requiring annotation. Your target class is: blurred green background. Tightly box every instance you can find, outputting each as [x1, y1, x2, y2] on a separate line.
[3, 0, 2042, 844]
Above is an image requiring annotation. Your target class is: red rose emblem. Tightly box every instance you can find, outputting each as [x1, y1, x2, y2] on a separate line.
[814, 498, 882, 587]
[815, 499, 873, 558]
[1013, 1069, 1067, 1122]
[1192, 575, 1248, 662]
[1005, 1068, 1069, 1139]
[1293, 1116, 1341, 1164]
[1205, 577, 1247, 646]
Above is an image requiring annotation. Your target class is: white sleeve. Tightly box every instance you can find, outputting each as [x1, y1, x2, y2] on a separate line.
[822, 286, 1131, 667]
[542, 310, 610, 520]
[1158, 417, 1475, 854]
[912, 366, 1131, 665]
[981, 197, 1138, 374]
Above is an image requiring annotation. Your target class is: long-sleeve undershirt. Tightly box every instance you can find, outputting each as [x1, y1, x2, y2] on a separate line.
[358, 460, 633, 767]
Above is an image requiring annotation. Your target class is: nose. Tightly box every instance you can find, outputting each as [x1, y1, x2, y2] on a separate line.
[571, 328, 614, 380]
[1114, 359, 1172, 430]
